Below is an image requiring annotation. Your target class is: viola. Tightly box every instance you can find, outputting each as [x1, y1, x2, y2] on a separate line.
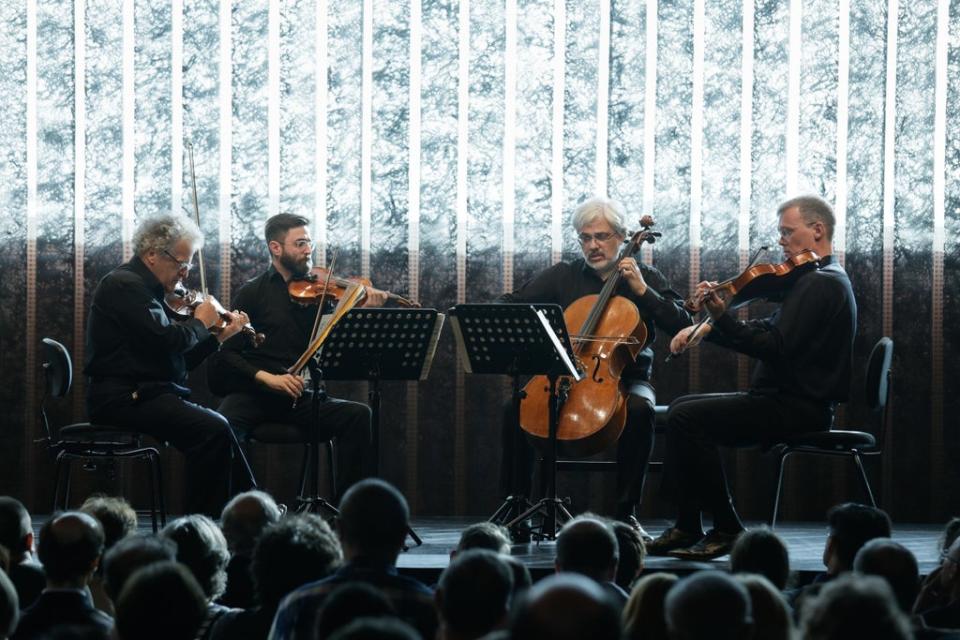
[519, 215, 660, 458]
[288, 267, 419, 308]
[164, 285, 265, 347]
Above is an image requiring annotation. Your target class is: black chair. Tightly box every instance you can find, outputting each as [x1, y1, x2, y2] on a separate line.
[768, 337, 894, 526]
[39, 338, 166, 531]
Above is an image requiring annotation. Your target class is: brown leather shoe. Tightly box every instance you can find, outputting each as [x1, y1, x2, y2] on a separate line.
[645, 526, 704, 556]
[668, 528, 743, 560]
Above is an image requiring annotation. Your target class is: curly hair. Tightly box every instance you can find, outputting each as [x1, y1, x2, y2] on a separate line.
[132, 214, 203, 257]
[160, 515, 229, 601]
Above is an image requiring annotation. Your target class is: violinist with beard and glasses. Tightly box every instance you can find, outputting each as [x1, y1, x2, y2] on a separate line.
[209, 213, 389, 501]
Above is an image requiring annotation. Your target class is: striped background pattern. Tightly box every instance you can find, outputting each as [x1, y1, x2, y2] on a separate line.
[1, 0, 957, 522]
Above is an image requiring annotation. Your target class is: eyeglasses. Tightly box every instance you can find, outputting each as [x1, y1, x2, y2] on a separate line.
[287, 239, 315, 250]
[778, 222, 819, 240]
[577, 232, 619, 244]
[162, 249, 194, 272]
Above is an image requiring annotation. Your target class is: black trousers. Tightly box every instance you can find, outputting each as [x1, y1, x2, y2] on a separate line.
[216, 390, 372, 502]
[663, 391, 834, 533]
[90, 389, 243, 516]
[500, 380, 657, 518]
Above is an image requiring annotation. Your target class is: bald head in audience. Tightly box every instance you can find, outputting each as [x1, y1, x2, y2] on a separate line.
[510, 573, 620, 640]
[665, 571, 754, 640]
[38, 512, 105, 588]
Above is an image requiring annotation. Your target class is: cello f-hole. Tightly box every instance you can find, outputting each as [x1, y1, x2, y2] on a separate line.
[591, 354, 605, 383]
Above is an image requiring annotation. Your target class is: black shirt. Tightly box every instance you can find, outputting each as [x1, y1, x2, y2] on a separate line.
[708, 255, 857, 403]
[84, 256, 218, 412]
[499, 258, 693, 380]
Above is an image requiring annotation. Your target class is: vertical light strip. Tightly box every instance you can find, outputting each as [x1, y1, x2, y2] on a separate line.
[688, 0, 703, 392]
[881, 0, 897, 341]
[314, 0, 328, 267]
[785, 0, 801, 195]
[503, 0, 516, 293]
[737, 0, 754, 391]
[122, 0, 135, 259]
[550, 0, 565, 262]
[931, 0, 947, 515]
[268, 0, 280, 219]
[360, 0, 373, 277]
[218, 0, 232, 301]
[171, 0, 183, 217]
[834, 0, 849, 266]
[74, 0, 87, 418]
[641, 0, 657, 264]
[25, 0, 38, 498]
[595, 0, 610, 194]
[455, 0, 470, 515]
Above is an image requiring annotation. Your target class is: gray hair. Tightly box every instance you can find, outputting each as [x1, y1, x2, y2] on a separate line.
[571, 197, 628, 237]
[777, 194, 836, 240]
[133, 214, 204, 257]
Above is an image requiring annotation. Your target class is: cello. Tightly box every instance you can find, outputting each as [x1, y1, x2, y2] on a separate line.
[519, 216, 660, 458]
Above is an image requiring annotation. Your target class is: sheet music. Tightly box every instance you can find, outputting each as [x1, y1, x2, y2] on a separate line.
[419, 313, 446, 380]
[535, 308, 583, 380]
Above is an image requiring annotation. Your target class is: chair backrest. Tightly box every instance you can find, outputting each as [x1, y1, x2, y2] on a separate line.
[41, 338, 74, 399]
[864, 337, 893, 452]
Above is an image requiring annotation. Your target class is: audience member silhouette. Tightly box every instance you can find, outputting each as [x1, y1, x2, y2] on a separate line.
[555, 516, 627, 608]
[622, 572, 677, 640]
[326, 617, 420, 640]
[915, 537, 960, 631]
[78, 495, 137, 615]
[664, 571, 753, 640]
[799, 573, 912, 640]
[210, 514, 342, 640]
[12, 512, 112, 640]
[611, 520, 646, 594]
[314, 583, 396, 639]
[0, 498, 44, 610]
[0, 570, 17, 640]
[509, 573, 621, 640]
[269, 479, 436, 640]
[730, 526, 791, 590]
[101, 534, 177, 607]
[736, 574, 793, 640]
[113, 561, 207, 640]
[451, 522, 511, 557]
[218, 490, 282, 609]
[436, 549, 513, 640]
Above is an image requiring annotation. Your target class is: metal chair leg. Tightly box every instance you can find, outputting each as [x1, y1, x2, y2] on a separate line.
[53, 452, 66, 512]
[326, 441, 337, 500]
[769, 451, 788, 528]
[852, 452, 878, 508]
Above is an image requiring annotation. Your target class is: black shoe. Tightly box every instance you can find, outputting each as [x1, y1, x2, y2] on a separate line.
[668, 528, 743, 560]
[645, 526, 704, 556]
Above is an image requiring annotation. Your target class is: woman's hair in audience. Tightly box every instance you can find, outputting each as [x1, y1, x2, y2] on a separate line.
[730, 526, 791, 590]
[939, 517, 960, 555]
[79, 495, 138, 551]
[114, 561, 207, 640]
[799, 573, 912, 640]
[622, 572, 678, 640]
[735, 574, 794, 640]
[160, 515, 230, 601]
[610, 520, 646, 593]
[251, 513, 342, 607]
[315, 583, 396, 639]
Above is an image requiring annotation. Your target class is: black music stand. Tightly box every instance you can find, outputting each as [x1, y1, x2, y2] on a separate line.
[449, 303, 582, 541]
[318, 308, 445, 547]
[294, 357, 339, 517]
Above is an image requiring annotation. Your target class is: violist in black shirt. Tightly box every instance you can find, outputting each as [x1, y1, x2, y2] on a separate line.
[499, 196, 694, 540]
[647, 195, 858, 560]
[84, 214, 253, 515]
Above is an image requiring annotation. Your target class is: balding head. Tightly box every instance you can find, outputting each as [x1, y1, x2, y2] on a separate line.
[338, 479, 409, 562]
[853, 538, 919, 613]
[220, 490, 282, 554]
[510, 573, 620, 640]
[555, 516, 619, 583]
[0, 497, 32, 559]
[37, 512, 104, 587]
[665, 571, 753, 640]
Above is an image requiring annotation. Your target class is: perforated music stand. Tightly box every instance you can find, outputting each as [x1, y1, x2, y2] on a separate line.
[318, 307, 445, 547]
[450, 303, 582, 540]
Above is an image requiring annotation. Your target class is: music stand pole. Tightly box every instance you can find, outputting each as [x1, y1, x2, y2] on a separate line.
[488, 362, 534, 528]
[294, 358, 339, 517]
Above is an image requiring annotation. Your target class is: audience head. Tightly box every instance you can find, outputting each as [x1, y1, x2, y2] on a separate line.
[160, 514, 230, 602]
[37, 511, 104, 587]
[114, 561, 207, 640]
[611, 520, 646, 593]
[437, 549, 513, 639]
[664, 570, 753, 640]
[504, 555, 533, 598]
[315, 583, 396, 639]
[252, 513, 342, 608]
[510, 573, 621, 640]
[327, 617, 420, 640]
[220, 490, 282, 556]
[0, 569, 17, 640]
[735, 574, 793, 640]
[453, 522, 511, 556]
[937, 536, 960, 598]
[730, 526, 791, 590]
[799, 573, 912, 640]
[622, 572, 678, 640]
[102, 534, 177, 604]
[824, 503, 892, 574]
[555, 516, 619, 583]
[79, 495, 138, 551]
[337, 479, 409, 563]
[853, 538, 920, 613]
[939, 517, 960, 557]
[0, 545, 8, 574]
[0, 497, 32, 560]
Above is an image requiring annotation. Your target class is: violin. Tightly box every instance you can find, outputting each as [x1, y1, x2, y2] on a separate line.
[165, 285, 265, 346]
[684, 249, 821, 313]
[288, 267, 419, 308]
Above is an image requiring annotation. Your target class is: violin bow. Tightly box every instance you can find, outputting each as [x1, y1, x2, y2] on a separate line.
[186, 141, 210, 298]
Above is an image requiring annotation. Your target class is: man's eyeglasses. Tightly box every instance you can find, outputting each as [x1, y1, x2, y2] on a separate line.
[287, 239, 315, 250]
[162, 249, 194, 272]
[577, 232, 619, 244]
